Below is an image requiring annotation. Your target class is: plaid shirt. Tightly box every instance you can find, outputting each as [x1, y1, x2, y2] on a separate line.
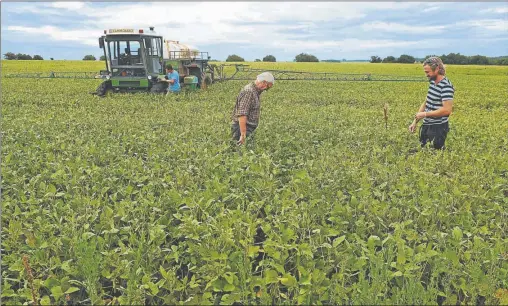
[231, 82, 262, 127]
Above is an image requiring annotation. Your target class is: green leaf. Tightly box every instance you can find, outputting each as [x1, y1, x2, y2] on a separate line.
[452, 226, 463, 241]
[350, 196, 358, 207]
[224, 273, 234, 285]
[159, 266, 168, 279]
[248, 245, 260, 257]
[50, 286, 64, 301]
[279, 274, 297, 287]
[333, 235, 346, 247]
[61, 260, 72, 273]
[48, 184, 57, 194]
[223, 283, 235, 291]
[264, 270, 279, 284]
[148, 282, 159, 295]
[65, 287, 80, 294]
[44, 277, 59, 289]
[40, 296, 52, 305]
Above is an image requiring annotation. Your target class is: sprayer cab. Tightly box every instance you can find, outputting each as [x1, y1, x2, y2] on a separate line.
[96, 27, 164, 95]
[95, 27, 216, 96]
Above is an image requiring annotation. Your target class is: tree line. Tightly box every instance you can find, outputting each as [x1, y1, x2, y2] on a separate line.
[226, 53, 320, 63]
[3, 52, 106, 61]
[227, 52, 508, 65]
[370, 53, 508, 65]
[3, 52, 46, 60]
[4, 51, 507, 65]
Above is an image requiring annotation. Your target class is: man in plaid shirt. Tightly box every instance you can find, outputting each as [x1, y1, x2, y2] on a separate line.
[231, 72, 275, 146]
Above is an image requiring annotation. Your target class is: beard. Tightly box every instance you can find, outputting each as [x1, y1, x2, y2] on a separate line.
[428, 75, 437, 81]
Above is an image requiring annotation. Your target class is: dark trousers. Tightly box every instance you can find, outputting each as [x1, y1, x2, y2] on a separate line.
[231, 122, 257, 147]
[419, 122, 449, 150]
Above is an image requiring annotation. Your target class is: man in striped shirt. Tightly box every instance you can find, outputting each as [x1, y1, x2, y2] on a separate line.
[409, 57, 454, 149]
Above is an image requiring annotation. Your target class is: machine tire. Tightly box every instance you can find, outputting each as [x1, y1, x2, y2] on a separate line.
[96, 80, 112, 97]
[204, 75, 212, 85]
[150, 82, 167, 94]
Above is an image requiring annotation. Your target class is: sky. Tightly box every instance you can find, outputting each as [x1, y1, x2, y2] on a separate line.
[1, 1, 508, 61]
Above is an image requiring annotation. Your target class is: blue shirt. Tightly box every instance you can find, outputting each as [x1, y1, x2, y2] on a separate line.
[167, 71, 180, 92]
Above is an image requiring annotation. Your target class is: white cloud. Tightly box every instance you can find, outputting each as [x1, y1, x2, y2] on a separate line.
[422, 6, 441, 13]
[7, 25, 99, 46]
[361, 21, 448, 34]
[455, 19, 508, 31]
[49, 2, 85, 11]
[3, 2, 425, 51]
[481, 7, 508, 14]
[3, 2, 508, 58]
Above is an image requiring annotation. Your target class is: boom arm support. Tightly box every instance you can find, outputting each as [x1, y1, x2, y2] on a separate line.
[4, 64, 427, 83]
[212, 64, 427, 82]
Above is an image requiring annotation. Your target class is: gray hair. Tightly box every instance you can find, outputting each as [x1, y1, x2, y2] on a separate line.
[423, 56, 446, 75]
[256, 72, 275, 84]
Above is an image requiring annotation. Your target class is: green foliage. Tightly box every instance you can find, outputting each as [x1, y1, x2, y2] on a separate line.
[16, 53, 33, 60]
[370, 56, 382, 63]
[99, 55, 106, 61]
[424, 53, 508, 65]
[263, 55, 276, 62]
[82, 55, 96, 61]
[33, 55, 44, 60]
[383, 56, 397, 63]
[4, 52, 17, 60]
[295, 53, 319, 62]
[397, 54, 416, 63]
[1, 60, 507, 305]
[226, 54, 245, 62]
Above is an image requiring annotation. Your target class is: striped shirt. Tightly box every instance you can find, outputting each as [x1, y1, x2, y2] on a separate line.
[423, 77, 455, 125]
[231, 82, 261, 127]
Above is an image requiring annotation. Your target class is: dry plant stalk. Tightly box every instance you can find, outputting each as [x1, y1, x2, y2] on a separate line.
[383, 103, 389, 129]
[22, 255, 38, 306]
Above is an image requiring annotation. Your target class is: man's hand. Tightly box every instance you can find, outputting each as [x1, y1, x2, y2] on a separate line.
[408, 122, 417, 133]
[415, 112, 427, 120]
[237, 134, 246, 145]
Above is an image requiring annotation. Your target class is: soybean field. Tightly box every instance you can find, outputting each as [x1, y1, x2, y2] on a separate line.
[1, 60, 507, 305]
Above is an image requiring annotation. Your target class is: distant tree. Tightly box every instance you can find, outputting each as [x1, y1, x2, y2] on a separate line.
[397, 54, 416, 63]
[16, 53, 32, 60]
[440, 53, 469, 65]
[100, 55, 106, 61]
[263, 55, 276, 62]
[295, 53, 319, 62]
[50, 58, 54, 61]
[370, 55, 382, 63]
[382, 56, 396, 63]
[469, 55, 489, 65]
[493, 58, 508, 65]
[255, 59, 261, 62]
[83, 55, 96, 61]
[3, 52, 17, 60]
[33, 55, 44, 60]
[226, 54, 244, 62]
